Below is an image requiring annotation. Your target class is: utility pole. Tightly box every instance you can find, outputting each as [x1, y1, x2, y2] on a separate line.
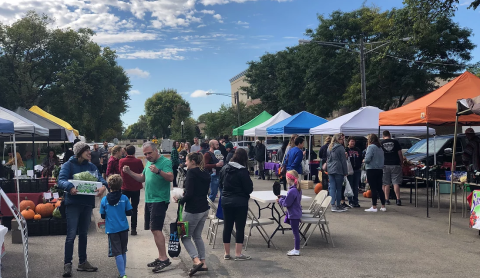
[360, 37, 367, 107]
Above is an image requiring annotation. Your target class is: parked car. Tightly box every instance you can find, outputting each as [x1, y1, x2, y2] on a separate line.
[404, 134, 466, 167]
[396, 137, 421, 154]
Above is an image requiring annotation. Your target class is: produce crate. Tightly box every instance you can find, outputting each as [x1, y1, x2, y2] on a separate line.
[18, 179, 34, 193]
[27, 218, 50, 236]
[300, 180, 313, 189]
[37, 178, 48, 192]
[439, 182, 455, 194]
[49, 217, 67, 235]
[0, 179, 15, 193]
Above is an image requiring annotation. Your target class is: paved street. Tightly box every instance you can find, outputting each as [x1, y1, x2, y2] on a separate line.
[3, 176, 480, 278]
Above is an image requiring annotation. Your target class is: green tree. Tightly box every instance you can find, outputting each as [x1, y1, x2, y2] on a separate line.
[124, 115, 150, 139]
[144, 89, 190, 139]
[0, 11, 130, 141]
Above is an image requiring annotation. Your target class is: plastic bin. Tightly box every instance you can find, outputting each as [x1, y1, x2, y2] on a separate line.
[49, 218, 67, 235]
[439, 182, 455, 194]
[27, 218, 50, 236]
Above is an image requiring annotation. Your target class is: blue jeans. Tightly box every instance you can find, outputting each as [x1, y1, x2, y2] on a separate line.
[347, 170, 361, 205]
[64, 204, 92, 264]
[329, 174, 344, 207]
[208, 174, 220, 202]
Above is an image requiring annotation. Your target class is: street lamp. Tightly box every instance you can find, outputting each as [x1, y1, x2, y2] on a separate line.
[206, 92, 242, 128]
[181, 121, 184, 139]
[299, 37, 411, 107]
[167, 125, 171, 139]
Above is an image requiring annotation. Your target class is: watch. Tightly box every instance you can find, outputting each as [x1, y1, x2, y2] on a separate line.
[157, 169, 162, 175]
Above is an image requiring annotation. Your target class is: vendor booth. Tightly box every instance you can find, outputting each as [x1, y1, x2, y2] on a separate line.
[29, 105, 79, 137]
[267, 111, 327, 135]
[379, 71, 480, 219]
[233, 111, 272, 137]
[310, 106, 435, 136]
[244, 110, 291, 137]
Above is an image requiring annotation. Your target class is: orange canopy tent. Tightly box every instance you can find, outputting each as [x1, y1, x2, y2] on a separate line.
[379, 71, 480, 126]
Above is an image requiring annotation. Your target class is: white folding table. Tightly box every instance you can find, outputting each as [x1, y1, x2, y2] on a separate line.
[250, 191, 311, 248]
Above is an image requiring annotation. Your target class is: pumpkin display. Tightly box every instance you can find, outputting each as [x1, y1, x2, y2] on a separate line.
[365, 190, 372, 198]
[36, 199, 55, 218]
[20, 197, 35, 213]
[363, 192, 367, 198]
[314, 183, 323, 194]
[34, 214, 42, 220]
[21, 207, 35, 220]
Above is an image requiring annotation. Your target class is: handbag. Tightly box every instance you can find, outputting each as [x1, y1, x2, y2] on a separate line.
[168, 206, 182, 257]
[344, 177, 354, 197]
[272, 181, 281, 196]
[302, 159, 310, 175]
[346, 160, 354, 176]
[177, 204, 189, 238]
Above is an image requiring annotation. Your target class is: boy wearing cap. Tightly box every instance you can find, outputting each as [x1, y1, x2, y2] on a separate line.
[58, 141, 109, 277]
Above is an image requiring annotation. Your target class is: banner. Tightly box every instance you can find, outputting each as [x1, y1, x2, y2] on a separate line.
[470, 190, 480, 230]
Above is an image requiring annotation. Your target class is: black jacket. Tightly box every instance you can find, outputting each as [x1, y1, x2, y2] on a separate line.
[226, 150, 235, 163]
[218, 143, 228, 161]
[219, 162, 253, 207]
[319, 143, 329, 164]
[254, 144, 266, 162]
[248, 146, 255, 159]
[179, 167, 211, 213]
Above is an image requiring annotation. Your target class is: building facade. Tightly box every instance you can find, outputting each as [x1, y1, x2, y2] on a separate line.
[229, 70, 261, 106]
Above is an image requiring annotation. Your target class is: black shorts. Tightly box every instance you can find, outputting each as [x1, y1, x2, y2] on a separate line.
[102, 163, 108, 174]
[144, 202, 169, 231]
[108, 230, 128, 257]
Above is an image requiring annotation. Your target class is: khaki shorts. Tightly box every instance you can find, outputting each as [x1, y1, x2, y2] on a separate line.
[383, 165, 403, 186]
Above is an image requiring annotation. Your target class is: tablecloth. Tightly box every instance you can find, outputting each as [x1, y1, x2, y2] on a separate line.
[0, 193, 44, 217]
[264, 162, 280, 172]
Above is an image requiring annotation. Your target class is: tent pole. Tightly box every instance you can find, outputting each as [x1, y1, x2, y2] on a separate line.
[448, 115, 459, 234]
[426, 123, 430, 218]
[32, 131, 35, 167]
[378, 126, 380, 138]
[13, 134, 20, 209]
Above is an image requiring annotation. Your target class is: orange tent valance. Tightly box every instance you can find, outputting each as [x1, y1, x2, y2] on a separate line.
[379, 71, 480, 126]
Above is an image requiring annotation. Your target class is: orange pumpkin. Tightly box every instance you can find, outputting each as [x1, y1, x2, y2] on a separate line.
[36, 199, 55, 218]
[363, 192, 367, 198]
[20, 197, 35, 213]
[34, 214, 42, 220]
[21, 207, 35, 220]
[50, 198, 58, 204]
[314, 183, 323, 194]
[55, 200, 62, 208]
[365, 190, 372, 198]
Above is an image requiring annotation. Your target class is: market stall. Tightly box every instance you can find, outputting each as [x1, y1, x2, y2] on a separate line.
[310, 106, 435, 136]
[29, 105, 79, 137]
[233, 111, 272, 137]
[15, 107, 74, 142]
[379, 71, 480, 219]
[244, 110, 291, 137]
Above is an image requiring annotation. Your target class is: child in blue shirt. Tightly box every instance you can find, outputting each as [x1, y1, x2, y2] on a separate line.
[100, 174, 133, 278]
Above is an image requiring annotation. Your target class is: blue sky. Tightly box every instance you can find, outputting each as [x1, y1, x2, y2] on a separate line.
[1, 0, 479, 128]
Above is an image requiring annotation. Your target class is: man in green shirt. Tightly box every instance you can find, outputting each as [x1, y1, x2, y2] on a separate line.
[122, 141, 174, 273]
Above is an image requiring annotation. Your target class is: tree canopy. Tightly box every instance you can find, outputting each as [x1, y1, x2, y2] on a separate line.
[0, 11, 130, 141]
[242, 4, 474, 116]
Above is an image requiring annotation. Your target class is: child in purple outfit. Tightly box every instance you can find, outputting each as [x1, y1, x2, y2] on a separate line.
[277, 170, 302, 256]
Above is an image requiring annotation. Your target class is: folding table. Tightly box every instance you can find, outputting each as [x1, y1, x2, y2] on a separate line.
[250, 190, 311, 248]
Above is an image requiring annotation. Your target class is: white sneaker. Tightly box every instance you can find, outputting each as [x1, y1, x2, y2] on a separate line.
[287, 249, 300, 256]
[380, 207, 387, 212]
[365, 207, 378, 212]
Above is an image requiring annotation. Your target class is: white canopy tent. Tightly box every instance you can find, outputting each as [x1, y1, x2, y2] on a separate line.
[0, 106, 49, 137]
[244, 110, 291, 136]
[309, 106, 436, 136]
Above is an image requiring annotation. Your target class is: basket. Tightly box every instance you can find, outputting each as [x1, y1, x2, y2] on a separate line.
[49, 218, 67, 235]
[27, 218, 50, 236]
[0, 179, 15, 193]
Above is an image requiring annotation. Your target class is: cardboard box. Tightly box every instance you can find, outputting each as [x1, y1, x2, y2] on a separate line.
[300, 180, 314, 190]
[68, 180, 103, 195]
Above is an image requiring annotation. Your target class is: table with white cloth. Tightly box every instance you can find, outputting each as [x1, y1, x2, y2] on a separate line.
[250, 190, 311, 247]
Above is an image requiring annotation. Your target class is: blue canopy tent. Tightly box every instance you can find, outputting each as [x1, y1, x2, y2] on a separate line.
[0, 118, 14, 134]
[266, 111, 328, 135]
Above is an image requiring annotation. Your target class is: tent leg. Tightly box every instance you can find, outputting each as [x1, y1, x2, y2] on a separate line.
[32, 133, 36, 167]
[378, 126, 380, 138]
[426, 123, 430, 218]
[448, 116, 459, 234]
[13, 134, 20, 209]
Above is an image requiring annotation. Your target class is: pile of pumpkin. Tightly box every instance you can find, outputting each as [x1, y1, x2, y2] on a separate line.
[19, 197, 62, 220]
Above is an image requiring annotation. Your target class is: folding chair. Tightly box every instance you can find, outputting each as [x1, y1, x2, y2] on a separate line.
[177, 167, 187, 188]
[206, 198, 223, 249]
[244, 207, 276, 250]
[300, 196, 334, 248]
[302, 190, 328, 214]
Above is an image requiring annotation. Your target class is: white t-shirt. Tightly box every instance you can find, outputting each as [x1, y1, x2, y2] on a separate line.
[191, 144, 201, 153]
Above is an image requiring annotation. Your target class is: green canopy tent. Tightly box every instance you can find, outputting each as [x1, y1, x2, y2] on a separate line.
[232, 111, 272, 136]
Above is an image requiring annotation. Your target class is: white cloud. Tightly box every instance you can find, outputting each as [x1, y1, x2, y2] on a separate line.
[236, 21, 249, 25]
[283, 36, 299, 39]
[190, 90, 211, 98]
[213, 14, 224, 23]
[125, 68, 150, 78]
[200, 0, 257, 5]
[118, 48, 202, 60]
[200, 10, 216, 14]
[129, 90, 141, 95]
[460, 0, 474, 6]
[93, 32, 158, 44]
[197, 24, 207, 28]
